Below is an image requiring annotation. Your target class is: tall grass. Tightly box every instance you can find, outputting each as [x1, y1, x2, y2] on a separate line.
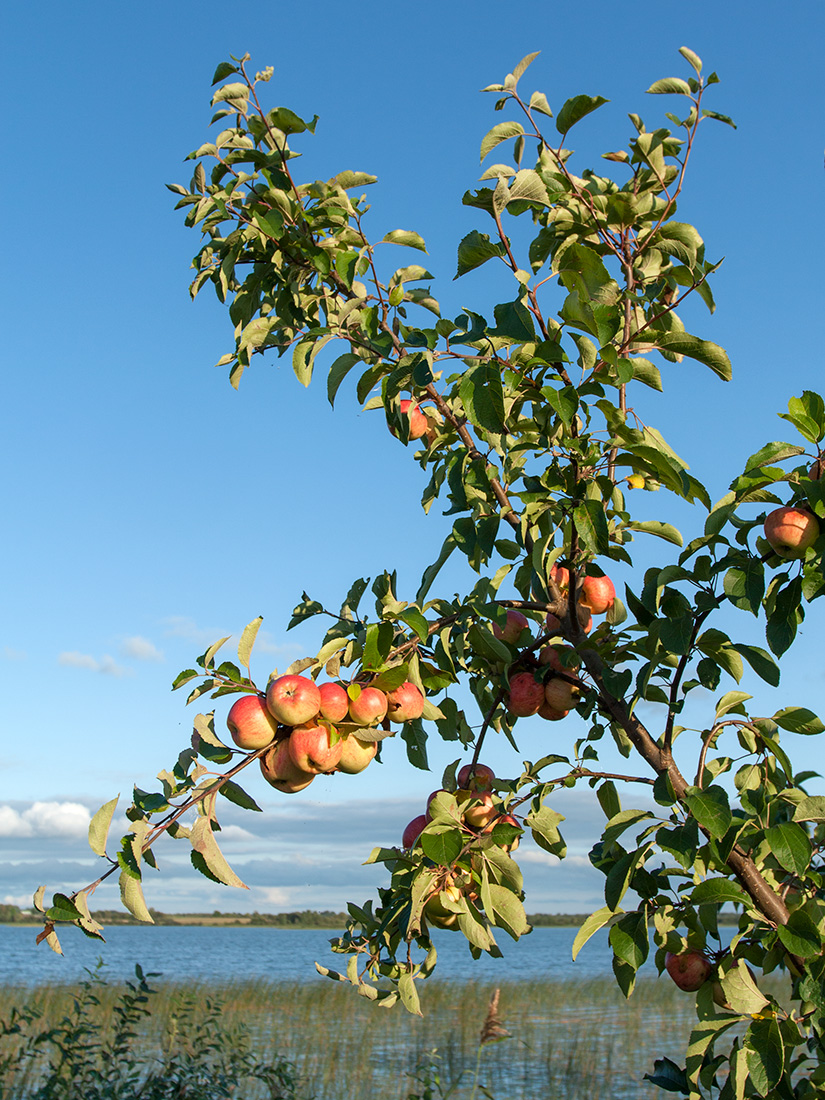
[0, 971, 789, 1099]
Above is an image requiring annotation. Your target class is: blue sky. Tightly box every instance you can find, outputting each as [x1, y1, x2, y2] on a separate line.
[2, 0, 824, 923]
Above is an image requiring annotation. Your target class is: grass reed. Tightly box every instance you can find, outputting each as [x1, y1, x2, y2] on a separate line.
[0, 972, 789, 1099]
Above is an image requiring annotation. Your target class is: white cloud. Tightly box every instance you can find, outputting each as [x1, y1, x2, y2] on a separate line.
[162, 616, 231, 647]
[0, 801, 91, 839]
[2, 646, 27, 661]
[58, 651, 130, 677]
[120, 636, 164, 662]
[3, 893, 34, 908]
[252, 630, 302, 658]
[217, 824, 256, 843]
[257, 886, 293, 906]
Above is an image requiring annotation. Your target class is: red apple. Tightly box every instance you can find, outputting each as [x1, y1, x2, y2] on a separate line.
[576, 604, 593, 633]
[386, 681, 425, 723]
[764, 506, 820, 559]
[226, 694, 280, 750]
[579, 574, 616, 615]
[544, 678, 580, 712]
[493, 609, 530, 645]
[348, 686, 388, 726]
[665, 950, 712, 992]
[457, 763, 495, 791]
[336, 734, 377, 774]
[545, 612, 562, 633]
[506, 671, 545, 717]
[402, 814, 428, 848]
[288, 721, 342, 774]
[538, 701, 569, 721]
[550, 565, 570, 593]
[266, 675, 321, 726]
[259, 739, 315, 793]
[809, 457, 825, 481]
[318, 682, 350, 723]
[390, 399, 428, 440]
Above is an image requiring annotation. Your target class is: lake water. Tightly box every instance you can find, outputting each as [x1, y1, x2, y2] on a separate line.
[1, 922, 632, 987]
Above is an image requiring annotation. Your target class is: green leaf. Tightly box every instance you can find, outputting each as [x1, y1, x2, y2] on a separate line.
[656, 333, 732, 381]
[420, 826, 463, 865]
[460, 364, 506, 433]
[492, 299, 535, 343]
[715, 691, 752, 719]
[398, 971, 422, 1016]
[525, 805, 566, 857]
[623, 520, 683, 546]
[644, 1057, 689, 1095]
[44, 893, 82, 922]
[455, 230, 506, 278]
[778, 910, 824, 959]
[719, 961, 768, 1015]
[382, 229, 427, 253]
[742, 441, 806, 473]
[327, 353, 361, 407]
[646, 77, 693, 95]
[773, 706, 825, 735]
[723, 563, 765, 616]
[572, 906, 617, 960]
[487, 883, 529, 939]
[212, 61, 239, 85]
[689, 878, 745, 905]
[511, 51, 540, 81]
[765, 822, 810, 875]
[119, 871, 154, 923]
[678, 47, 703, 74]
[400, 608, 429, 642]
[332, 170, 378, 189]
[88, 797, 119, 858]
[417, 535, 456, 603]
[401, 718, 429, 771]
[746, 1019, 785, 1096]
[212, 82, 249, 105]
[218, 779, 262, 812]
[731, 644, 779, 687]
[528, 90, 553, 118]
[555, 94, 609, 135]
[609, 911, 649, 970]
[480, 121, 525, 162]
[573, 499, 610, 556]
[793, 796, 825, 823]
[237, 616, 262, 668]
[683, 785, 731, 839]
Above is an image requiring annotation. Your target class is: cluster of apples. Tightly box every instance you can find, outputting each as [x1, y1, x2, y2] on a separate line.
[491, 568, 615, 723]
[401, 764, 522, 928]
[225, 674, 425, 794]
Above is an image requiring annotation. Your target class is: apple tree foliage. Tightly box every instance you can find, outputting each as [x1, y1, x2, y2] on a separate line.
[37, 48, 825, 1098]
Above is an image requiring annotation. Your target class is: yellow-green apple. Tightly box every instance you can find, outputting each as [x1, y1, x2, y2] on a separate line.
[402, 814, 428, 848]
[493, 609, 530, 645]
[457, 791, 497, 829]
[318, 682, 349, 723]
[626, 474, 645, 489]
[336, 734, 377, 774]
[538, 701, 569, 721]
[665, 950, 712, 991]
[386, 681, 425, 723]
[390, 399, 428, 440]
[457, 763, 495, 791]
[226, 694, 280, 750]
[579, 574, 616, 615]
[764, 506, 820, 558]
[259, 738, 315, 793]
[288, 721, 343, 774]
[266, 674, 321, 726]
[539, 645, 580, 673]
[544, 678, 580, 712]
[348, 686, 388, 726]
[424, 885, 462, 929]
[506, 671, 546, 717]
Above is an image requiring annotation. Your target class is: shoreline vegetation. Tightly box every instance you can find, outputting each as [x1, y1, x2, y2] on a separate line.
[1, 902, 740, 928]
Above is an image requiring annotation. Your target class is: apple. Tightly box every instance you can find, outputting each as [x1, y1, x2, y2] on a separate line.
[549, 564, 570, 593]
[626, 474, 645, 489]
[764, 506, 820, 559]
[424, 885, 462, 929]
[493, 609, 530, 645]
[579, 574, 615, 615]
[318, 682, 350, 723]
[457, 763, 495, 791]
[485, 812, 521, 852]
[576, 603, 593, 633]
[544, 678, 580, 712]
[336, 734, 377, 774]
[809, 457, 825, 481]
[506, 671, 546, 717]
[386, 681, 425, 723]
[288, 721, 343, 774]
[348, 686, 388, 726]
[390, 399, 428, 440]
[402, 814, 428, 848]
[259, 738, 315, 793]
[538, 701, 569, 721]
[226, 694, 280, 750]
[457, 791, 497, 829]
[266, 675, 321, 726]
[665, 950, 712, 992]
[545, 612, 562, 633]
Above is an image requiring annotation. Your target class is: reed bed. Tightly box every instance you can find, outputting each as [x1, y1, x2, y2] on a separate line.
[0, 973, 789, 1099]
